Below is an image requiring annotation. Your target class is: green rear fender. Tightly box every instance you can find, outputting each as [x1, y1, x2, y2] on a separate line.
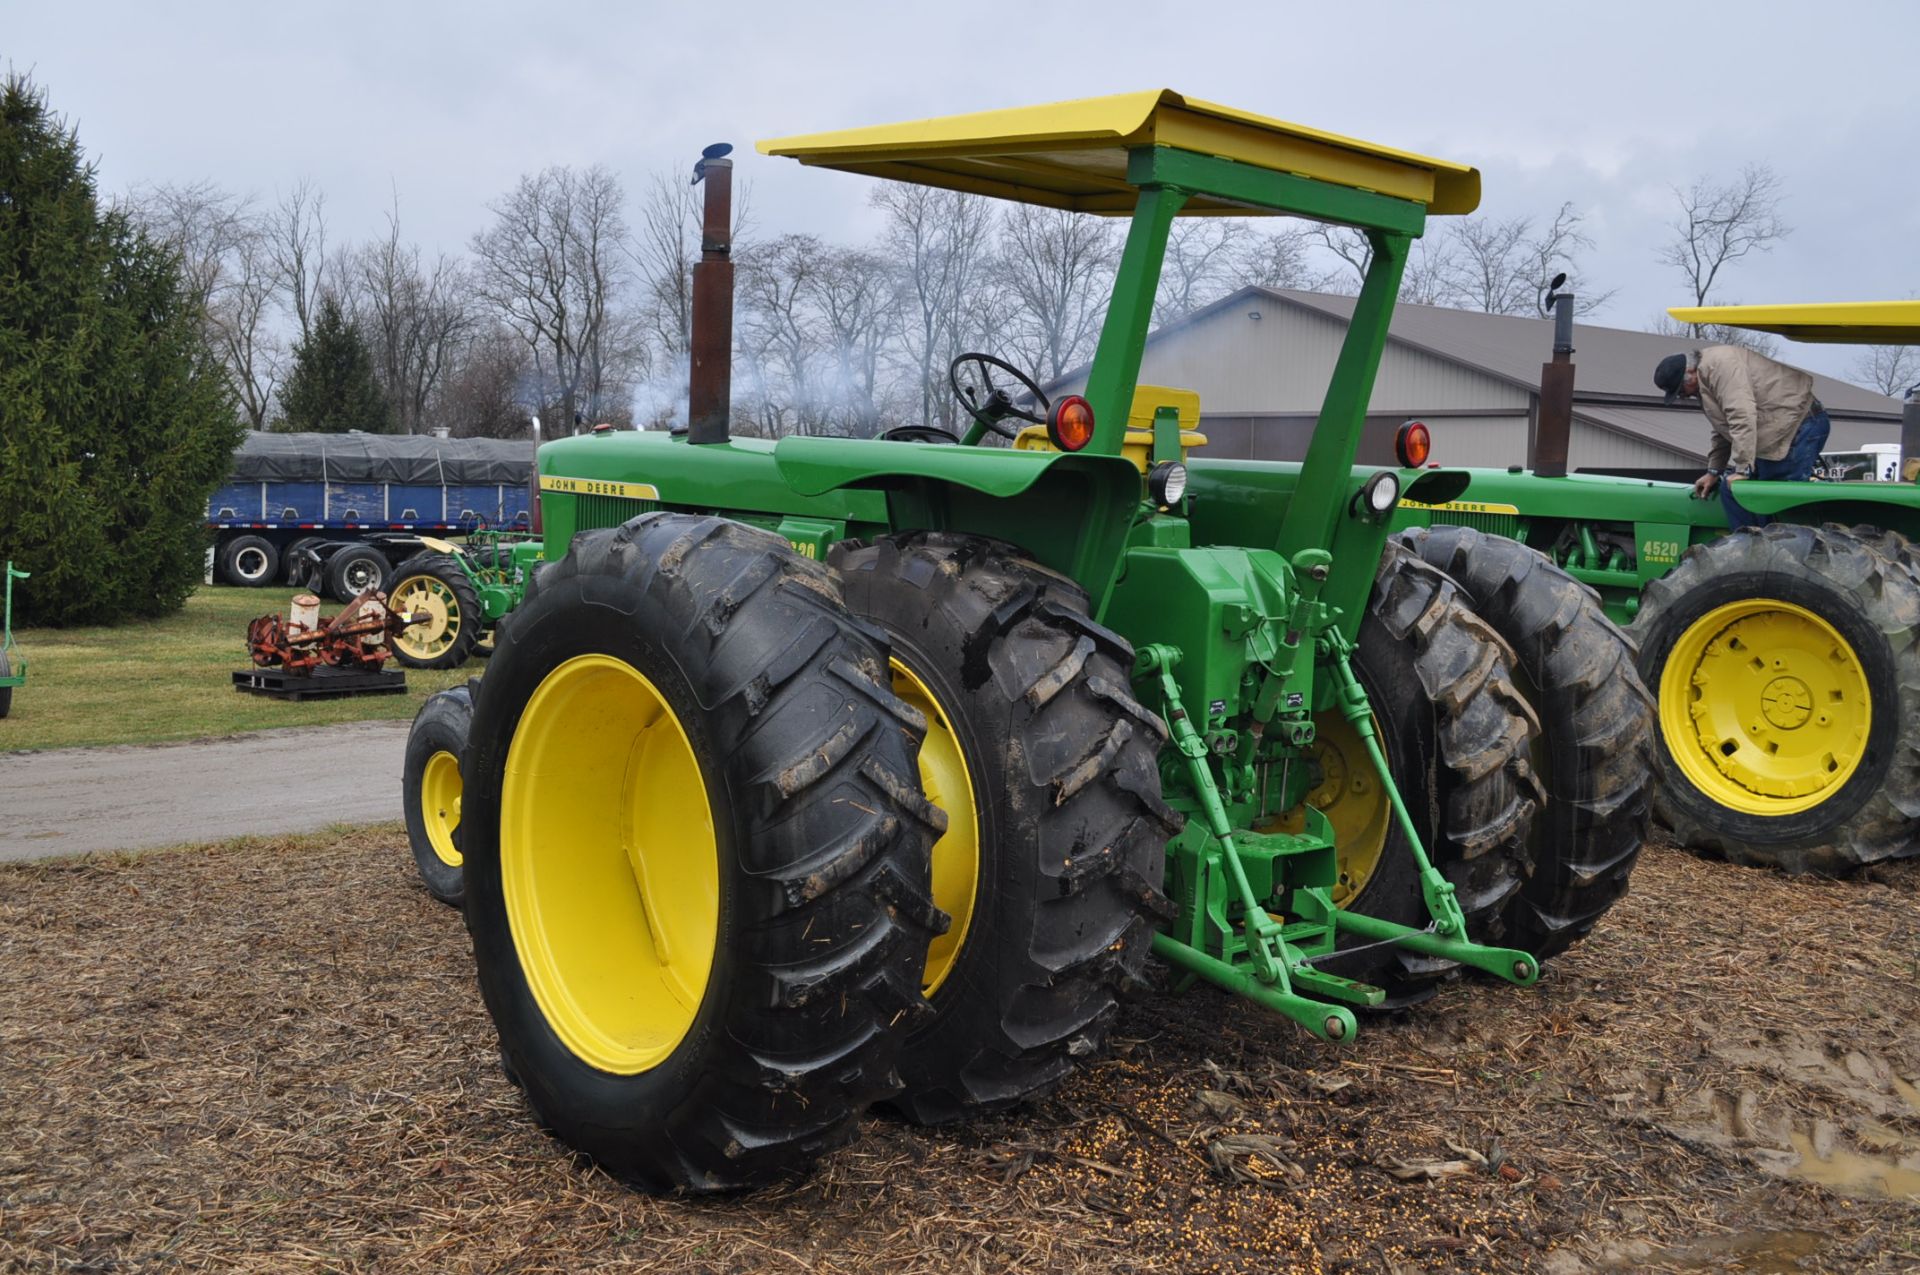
[774, 436, 1146, 597]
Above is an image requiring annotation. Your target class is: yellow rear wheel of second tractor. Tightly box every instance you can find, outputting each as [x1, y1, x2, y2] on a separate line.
[1631, 524, 1920, 873]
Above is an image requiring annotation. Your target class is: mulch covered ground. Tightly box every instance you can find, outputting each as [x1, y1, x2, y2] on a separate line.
[1, 828, 1915, 1273]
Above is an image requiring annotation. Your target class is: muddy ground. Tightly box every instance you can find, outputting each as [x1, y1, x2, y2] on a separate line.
[0, 829, 1914, 1273]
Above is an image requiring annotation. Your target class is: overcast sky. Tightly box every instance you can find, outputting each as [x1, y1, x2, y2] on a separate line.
[11, 0, 1918, 386]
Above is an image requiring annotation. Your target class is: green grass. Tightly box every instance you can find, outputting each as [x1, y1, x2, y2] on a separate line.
[0, 586, 470, 751]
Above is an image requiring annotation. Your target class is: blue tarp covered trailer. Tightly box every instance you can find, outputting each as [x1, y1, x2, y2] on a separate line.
[209, 432, 536, 587]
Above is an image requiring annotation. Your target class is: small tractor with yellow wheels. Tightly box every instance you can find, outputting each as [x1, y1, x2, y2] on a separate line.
[386, 530, 541, 671]
[1395, 299, 1920, 875]
[404, 91, 1657, 1192]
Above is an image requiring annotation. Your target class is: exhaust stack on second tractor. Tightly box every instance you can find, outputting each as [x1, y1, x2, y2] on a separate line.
[1529, 273, 1576, 478]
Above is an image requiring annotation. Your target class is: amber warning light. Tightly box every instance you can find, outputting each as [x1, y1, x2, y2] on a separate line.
[1396, 420, 1431, 468]
[1047, 396, 1095, 452]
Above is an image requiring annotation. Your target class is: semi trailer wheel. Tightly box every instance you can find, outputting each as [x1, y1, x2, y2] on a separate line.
[1403, 526, 1655, 958]
[403, 683, 475, 906]
[834, 533, 1176, 1125]
[388, 553, 482, 669]
[325, 545, 390, 601]
[461, 513, 945, 1191]
[1630, 524, 1920, 873]
[220, 535, 279, 587]
[1303, 544, 1542, 996]
[283, 536, 325, 585]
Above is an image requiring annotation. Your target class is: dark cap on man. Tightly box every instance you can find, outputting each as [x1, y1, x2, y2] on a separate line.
[1653, 352, 1689, 405]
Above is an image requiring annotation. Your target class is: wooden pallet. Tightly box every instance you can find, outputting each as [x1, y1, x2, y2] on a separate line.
[232, 666, 408, 701]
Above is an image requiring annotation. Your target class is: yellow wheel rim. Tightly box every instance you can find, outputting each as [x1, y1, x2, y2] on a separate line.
[1660, 599, 1871, 816]
[1262, 709, 1392, 908]
[891, 657, 979, 996]
[501, 654, 718, 1075]
[391, 575, 462, 661]
[422, 749, 464, 868]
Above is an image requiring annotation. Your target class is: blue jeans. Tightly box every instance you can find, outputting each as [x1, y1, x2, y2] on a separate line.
[1719, 409, 1831, 530]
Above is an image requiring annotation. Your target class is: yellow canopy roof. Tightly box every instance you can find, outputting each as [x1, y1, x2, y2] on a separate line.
[757, 89, 1480, 217]
[1667, 302, 1920, 345]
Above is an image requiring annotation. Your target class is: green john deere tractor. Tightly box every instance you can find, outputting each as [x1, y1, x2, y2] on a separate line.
[408, 90, 1656, 1192]
[1396, 300, 1920, 875]
[387, 530, 543, 672]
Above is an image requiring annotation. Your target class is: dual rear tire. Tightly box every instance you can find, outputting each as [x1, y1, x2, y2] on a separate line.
[460, 514, 945, 1191]
[833, 533, 1175, 1124]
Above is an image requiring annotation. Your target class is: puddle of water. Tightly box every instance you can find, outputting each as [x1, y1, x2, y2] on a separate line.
[1651, 1229, 1824, 1273]
[1893, 1073, 1920, 1116]
[1786, 1130, 1920, 1200]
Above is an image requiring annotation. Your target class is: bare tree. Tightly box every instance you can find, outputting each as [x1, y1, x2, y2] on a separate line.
[1646, 311, 1778, 358]
[1313, 225, 1457, 307]
[735, 234, 823, 437]
[1396, 235, 1458, 307]
[1155, 220, 1253, 325]
[127, 180, 256, 315]
[628, 170, 751, 364]
[129, 181, 280, 428]
[344, 198, 472, 434]
[1850, 344, 1920, 398]
[1308, 225, 1375, 293]
[432, 325, 534, 438]
[810, 245, 898, 435]
[267, 180, 328, 341]
[994, 204, 1118, 383]
[1442, 202, 1615, 317]
[874, 184, 999, 430]
[1229, 222, 1322, 292]
[470, 164, 641, 434]
[1660, 165, 1790, 311]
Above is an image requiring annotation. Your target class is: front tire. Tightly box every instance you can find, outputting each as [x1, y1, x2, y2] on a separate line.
[403, 684, 474, 906]
[463, 513, 945, 1191]
[1403, 526, 1654, 958]
[1630, 524, 1920, 873]
[834, 533, 1176, 1125]
[388, 553, 482, 669]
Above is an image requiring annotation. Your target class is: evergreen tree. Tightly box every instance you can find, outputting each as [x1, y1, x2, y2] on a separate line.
[0, 74, 242, 626]
[277, 294, 392, 432]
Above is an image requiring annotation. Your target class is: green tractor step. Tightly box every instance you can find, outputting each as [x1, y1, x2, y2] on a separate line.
[405, 89, 1656, 1193]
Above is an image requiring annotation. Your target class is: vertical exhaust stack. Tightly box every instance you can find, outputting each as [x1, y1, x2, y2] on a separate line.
[1530, 274, 1575, 478]
[688, 143, 735, 445]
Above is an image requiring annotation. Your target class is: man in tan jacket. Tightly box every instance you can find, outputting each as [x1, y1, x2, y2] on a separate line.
[1653, 346, 1829, 529]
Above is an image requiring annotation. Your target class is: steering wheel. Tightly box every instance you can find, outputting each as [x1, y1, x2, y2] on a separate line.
[948, 353, 1049, 440]
[878, 424, 959, 444]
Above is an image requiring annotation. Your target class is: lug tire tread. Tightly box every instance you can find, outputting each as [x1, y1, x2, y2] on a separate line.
[464, 512, 944, 1191]
[834, 532, 1176, 1126]
[1402, 525, 1655, 958]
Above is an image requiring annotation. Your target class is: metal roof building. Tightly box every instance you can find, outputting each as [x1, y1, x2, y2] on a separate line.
[1046, 286, 1903, 472]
